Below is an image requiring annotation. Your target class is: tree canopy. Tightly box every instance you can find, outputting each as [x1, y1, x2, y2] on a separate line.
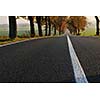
[67, 16, 87, 35]
[7, 16, 89, 39]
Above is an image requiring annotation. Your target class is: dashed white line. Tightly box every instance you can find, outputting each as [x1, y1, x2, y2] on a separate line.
[67, 35, 88, 83]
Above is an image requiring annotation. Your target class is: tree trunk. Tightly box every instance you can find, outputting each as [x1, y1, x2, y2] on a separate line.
[9, 16, 17, 39]
[59, 25, 61, 35]
[36, 16, 42, 36]
[95, 16, 99, 35]
[45, 16, 48, 36]
[28, 16, 35, 37]
[54, 24, 56, 35]
[48, 17, 51, 36]
[77, 28, 80, 35]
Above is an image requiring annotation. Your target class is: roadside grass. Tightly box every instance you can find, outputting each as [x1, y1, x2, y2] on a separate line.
[0, 27, 97, 45]
[0, 36, 29, 45]
[80, 28, 96, 36]
[0, 25, 60, 45]
[0, 33, 61, 45]
[0, 23, 60, 45]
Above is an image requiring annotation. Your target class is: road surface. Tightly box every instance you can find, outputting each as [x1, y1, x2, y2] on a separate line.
[0, 35, 100, 83]
[0, 36, 75, 83]
[70, 35, 100, 82]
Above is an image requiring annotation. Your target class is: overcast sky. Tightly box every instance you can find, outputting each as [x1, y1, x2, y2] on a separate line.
[0, 16, 29, 24]
[0, 16, 96, 24]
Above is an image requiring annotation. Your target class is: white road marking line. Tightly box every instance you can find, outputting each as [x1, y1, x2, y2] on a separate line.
[67, 35, 88, 83]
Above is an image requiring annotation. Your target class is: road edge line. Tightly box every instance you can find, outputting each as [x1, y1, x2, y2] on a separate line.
[66, 35, 88, 83]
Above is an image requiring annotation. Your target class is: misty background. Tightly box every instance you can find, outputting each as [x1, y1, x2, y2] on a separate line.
[0, 16, 97, 36]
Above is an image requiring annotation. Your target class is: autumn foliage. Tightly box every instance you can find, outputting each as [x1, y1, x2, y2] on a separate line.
[8, 16, 88, 39]
[67, 16, 87, 35]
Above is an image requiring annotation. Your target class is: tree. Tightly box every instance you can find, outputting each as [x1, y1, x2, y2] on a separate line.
[95, 16, 99, 35]
[50, 16, 58, 35]
[45, 16, 48, 36]
[48, 16, 51, 36]
[67, 16, 87, 35]
[36, 16, 43, 36]
[50, 16, 68, 35]
[9, 16, 17, 39]
[67, 18, 77, 34]
[28, 16, 35, 37]
[60, 17, 68, 33]
[18, 16, 35, 37]
[58, 17, 62, 35]
[55, 16, 68, 35]
[54, 24, 56, 35]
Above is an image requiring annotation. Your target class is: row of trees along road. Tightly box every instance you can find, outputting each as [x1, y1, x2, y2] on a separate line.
[8, 16, 100, 39]
[66, 16, 100, 36]
[8, 16, 68, 39]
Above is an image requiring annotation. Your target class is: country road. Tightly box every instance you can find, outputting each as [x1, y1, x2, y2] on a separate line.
[0, 36, 75, 82]
[0, 35, 100, 83]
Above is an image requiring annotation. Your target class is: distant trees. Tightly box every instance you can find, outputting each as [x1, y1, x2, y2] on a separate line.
[67, 16, 87, 35]
[8, 16, 70, 39]
[95, 16, 99, 35]
[57, 17, 63, 35]
[8, 16, 94, 39]
[7, 16, 89, 39]
[60, 16, 68, 33]
[50, 16, 68, 35]
[50, 16, 58, 35]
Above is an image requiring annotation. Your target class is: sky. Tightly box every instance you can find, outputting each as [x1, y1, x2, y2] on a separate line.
[0, 16, 96, 24]
[87, 16, 95, 22]
[0, 16, 29, 24]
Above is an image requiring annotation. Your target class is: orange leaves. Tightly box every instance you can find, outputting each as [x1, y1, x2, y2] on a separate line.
[50, 16, 68, 32]
[61, 21, 67, 32]
[68, 16, 87, 34]
[69, 16, 87, 29]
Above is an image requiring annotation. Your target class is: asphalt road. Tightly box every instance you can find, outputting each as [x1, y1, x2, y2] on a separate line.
[0, 36, 75, 83]
[70, 35, 100, 83]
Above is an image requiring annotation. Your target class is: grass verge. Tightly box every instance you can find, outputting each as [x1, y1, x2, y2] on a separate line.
[80, 28, 96, 36]
[0, 34, 61, 45]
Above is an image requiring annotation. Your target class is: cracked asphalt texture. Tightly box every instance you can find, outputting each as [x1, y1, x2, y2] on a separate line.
[70, 35, 100, 83]
[0, 36, 75, 83]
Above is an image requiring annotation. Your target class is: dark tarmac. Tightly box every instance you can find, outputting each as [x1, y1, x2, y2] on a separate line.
[0, 36, 75, 83]
[70, 35, 100, 83]
[0, 35, 100, 83]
